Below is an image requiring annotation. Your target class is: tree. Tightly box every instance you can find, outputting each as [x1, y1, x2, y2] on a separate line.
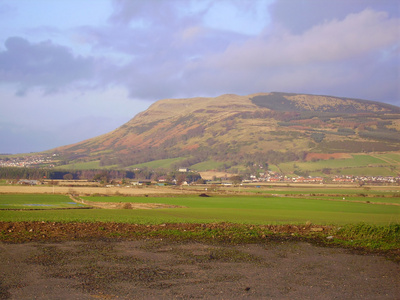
[63, 173, 73, 180]
[311, 132, 325, 143]
[230, 175, 243, 185]
[195, 178, 206, 184]
[176, 174, 187, 185]
[93, 172, 110, 184]
[322, 168, 332, 175]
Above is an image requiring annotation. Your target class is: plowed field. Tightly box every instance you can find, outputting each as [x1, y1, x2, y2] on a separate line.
[1, 222, 399, 299]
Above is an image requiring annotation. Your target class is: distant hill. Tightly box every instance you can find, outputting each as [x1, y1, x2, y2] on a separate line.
[50, 92, 400, 173]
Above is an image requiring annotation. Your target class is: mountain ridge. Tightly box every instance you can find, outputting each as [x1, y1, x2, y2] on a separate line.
[51, 92, 400, 171]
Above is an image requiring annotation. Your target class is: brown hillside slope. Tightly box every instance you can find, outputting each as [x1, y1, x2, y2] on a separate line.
[51, 92, 400, 169]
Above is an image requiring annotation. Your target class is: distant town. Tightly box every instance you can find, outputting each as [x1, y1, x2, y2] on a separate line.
[1, 154, 398, 185]
[0, 154, 57, 168]
[242, 172, 399, 185]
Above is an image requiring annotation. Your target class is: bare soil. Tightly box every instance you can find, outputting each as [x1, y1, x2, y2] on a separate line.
[1, 222, 399, 299]
[0, 185, 193, 196]
[305, 153, 352, 161]
[73, 196, 185, 210]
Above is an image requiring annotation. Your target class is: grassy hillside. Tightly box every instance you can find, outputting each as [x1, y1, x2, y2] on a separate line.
[251, 92, 400, 113]
[42, 92, 400, 175]
[127, 157, 188, 170]
[276, 153, 399, 177]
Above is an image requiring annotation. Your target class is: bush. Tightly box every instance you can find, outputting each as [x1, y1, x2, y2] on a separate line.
[122, 203, 133, 209]
[310, 132, 325, 143]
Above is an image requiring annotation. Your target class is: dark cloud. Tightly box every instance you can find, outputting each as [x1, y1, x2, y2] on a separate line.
[1, 0, 399, 154]
[0, 37, 94, 94]
[180, 9, 400, 104]
[269, 0, 400, 34]
[78, 0, 249, 100]
[7, 1, 397, 106]
[109, 0, 207, 28]
[75, 1, 397, 106]
[85, 0, 244, 56]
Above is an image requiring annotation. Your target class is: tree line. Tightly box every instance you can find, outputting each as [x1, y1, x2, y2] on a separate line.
[0, 167, 202, 184]
[0, 168, 135, 181]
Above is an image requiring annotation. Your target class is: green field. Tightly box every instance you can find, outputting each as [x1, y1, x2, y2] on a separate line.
[55, 160, 103, 170]
[242, 187, 400, 200]
[276, 154, 399, 176]
[127, 157, 187, 169]
[0, 193, 398, 225]
[191, 160, 227, 171]
[379, 153, 400, 163]
[122, 153, 400, 175]
[0, 194, 87, 210]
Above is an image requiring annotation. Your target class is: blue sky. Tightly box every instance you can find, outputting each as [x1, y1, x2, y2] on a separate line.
[1, 0, 399, 154]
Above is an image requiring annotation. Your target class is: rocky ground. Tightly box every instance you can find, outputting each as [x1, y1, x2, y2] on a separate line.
[0, 222, 399, 299]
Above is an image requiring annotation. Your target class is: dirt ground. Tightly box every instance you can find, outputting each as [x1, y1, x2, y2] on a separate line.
[305, 153, 352, 161]
[1, 224, 399, 299]
[0, 185, 192, 196]
[73, 196, 185, 210]
[1, 183, 398, 197]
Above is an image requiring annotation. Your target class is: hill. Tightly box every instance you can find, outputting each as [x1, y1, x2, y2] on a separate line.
[50, 92, 400, 175]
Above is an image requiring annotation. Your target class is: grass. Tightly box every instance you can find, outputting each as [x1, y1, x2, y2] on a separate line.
[127, 157, 187, 169]
[55, 160, 102, 170]
[381, 153, 400, 162]
[0, 194, 87, 209]
[338, 167, 396, 176]
[240, 189, 400, 204]
[1, 190, 398, 255]
[288, 154, 387, 170]
[330, 223, 400, 251]
[242, 187, 399, 195]
[0, 194, 398, 225]
[277, 154, 399, 176]
[191, 160, 227, 171]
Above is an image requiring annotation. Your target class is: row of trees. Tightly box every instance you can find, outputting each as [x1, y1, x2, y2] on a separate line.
[0, 168, 134, 181]
[0, 167, 202, 185]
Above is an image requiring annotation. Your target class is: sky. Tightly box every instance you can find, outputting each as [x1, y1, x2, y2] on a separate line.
[0, 0, 399, 154]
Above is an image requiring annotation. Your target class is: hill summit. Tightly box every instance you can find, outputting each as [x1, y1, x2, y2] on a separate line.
[53, 92, 400, 171]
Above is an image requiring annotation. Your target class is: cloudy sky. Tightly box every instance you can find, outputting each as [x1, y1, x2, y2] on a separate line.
[1, 0, 399, 154]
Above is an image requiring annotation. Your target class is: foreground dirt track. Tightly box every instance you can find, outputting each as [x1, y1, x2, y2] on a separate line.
[1, 222, 399, 299]
[1, 239, 399, 299]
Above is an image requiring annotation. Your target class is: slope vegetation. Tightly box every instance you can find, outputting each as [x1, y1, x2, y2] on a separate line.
[51, 92, 400, 173]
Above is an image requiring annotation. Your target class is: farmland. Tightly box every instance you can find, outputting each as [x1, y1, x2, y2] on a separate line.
[67, 152, 399, 177]
[1, 185, 399, 299]
[0, 184, 399, 225]
[275, 153, 400, 176]
[0, 184, 399, 250]
[0, 194, 87, 210]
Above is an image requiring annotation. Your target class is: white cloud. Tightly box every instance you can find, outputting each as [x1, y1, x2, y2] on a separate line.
[269, 0, 400, 34]
[1, 0, 399, 153]
[210, 9, 399, 69]
[178, 8, 400, 103]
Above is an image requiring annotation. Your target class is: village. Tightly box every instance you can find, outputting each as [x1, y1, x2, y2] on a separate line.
[1, 155, 399, 186]
[244, 172, 399, 184]
[0, 154, 56, 168]
[12, 171, 400, 187]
